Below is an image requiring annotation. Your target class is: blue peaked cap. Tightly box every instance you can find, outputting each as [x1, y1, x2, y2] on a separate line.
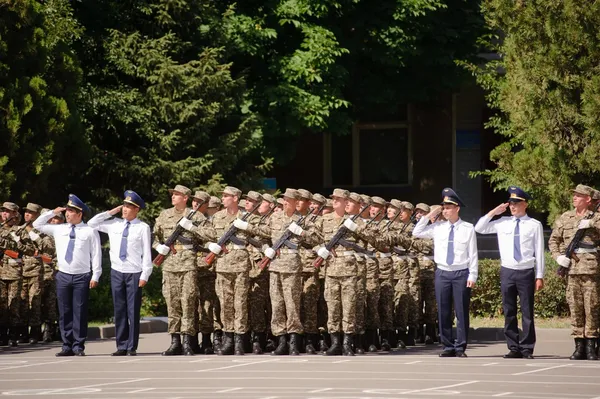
[508, 186, 530, 202]
[441, 187, 466, 207]
[66, 194, 90, 213]
[123, 190, 146, 209]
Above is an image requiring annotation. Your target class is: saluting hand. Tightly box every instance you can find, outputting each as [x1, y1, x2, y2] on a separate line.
[487, 203, 509, 217]
[428, 207, 442, 223]
[108, 205, 123, 216]
[53, 207, 66, 215]
[139, 280, 147, 288]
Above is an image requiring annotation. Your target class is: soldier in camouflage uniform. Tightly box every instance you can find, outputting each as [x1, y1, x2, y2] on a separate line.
[361, 196, 382, 352]
[154, 185, 215, 356]
[206, 186, 257, 356]
[205, 195, 223, 350]
[40, 209, 61, 342]
[549, 184, 600, 360]
[398, 201, 420, 346]
[311, 194, 330, 352]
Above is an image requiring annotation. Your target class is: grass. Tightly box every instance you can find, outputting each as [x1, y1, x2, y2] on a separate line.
[470, 316, 570, 329]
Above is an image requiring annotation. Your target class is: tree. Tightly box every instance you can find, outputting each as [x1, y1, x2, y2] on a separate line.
[470, 0, 600, 222]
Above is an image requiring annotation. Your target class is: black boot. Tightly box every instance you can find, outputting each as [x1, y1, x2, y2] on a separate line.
[218, 332, 234, 355]
[394, 330, 406, 349]
[190, 334, 201, 354]
[325, 332, 343, 356]
[318, 332, 330, 353]
[200, 333, 214, 354]
[305, 333, 317, 354]
[396, 329, 406, 348]
[405, 326, 416, 346]
[17, 326, 28, 344]
[29, 326, 41, 344]
[424, 323, 435, 345]
[355, 333, 365, 355]
[43, 323, 56, 343]
[243, 332, 252, 353]
[570, 338, 586, 360]
[234, 333, 245, 355]
[0, 325, 8, 346]
[162, 334, 182, 356]
[586, 338, 598, 361]
[182, 334, 195, 356]
[367, 329, 378, 352]
[289, 333, 300, 356]
[272, 335, 289, 355]
[343, 333, 355, 356]
[8, 327, 19, 347]
[417, 324, 425, 344]
[213, 330, 223, 353]
[253, 332, 266, 354]
[380, 330, 391, 351]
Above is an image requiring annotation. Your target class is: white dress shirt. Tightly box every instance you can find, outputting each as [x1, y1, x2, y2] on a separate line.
[33, 210, 102, 282]
[88, 212, 153, 282]
[475, 214, 545, 279]
[413, 217, 479, 283]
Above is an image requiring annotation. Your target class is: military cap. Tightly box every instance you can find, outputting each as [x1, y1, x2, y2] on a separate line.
[168, 184, 191, 196]
[371, 196, 387, 206]
[415, 203, 430, 213]
[24, 203, 42, 213]
[276, 198, 285, 206]
[360, 195, 372, 206]
[388, 199, 403, 210]
[208, 196, 222, 208]
[191, 190, 210, 203]
[282, 188, 299, 200]
[1, 202, 19, 212]
[297, 189, 312, 200]
[262, 193, 277, 204]
[430, 205, 442, 213]
[573, 184, 594, 197]
[222, 186, 242, 197]
[330, 188, 349, 199]
[593, 190, 600, 201]
[66, 194, 90, 213]
[348, 192, 362, 203]
[243, 191, 262, 202]
[401, 201, 414, 211]
[239, 199, 246, 208]
[441, 187, 465, 207]
[311, 193, 327, 205]
[325, 199, 333, 208]
[507, 186, 530, 202]
[123, 190, 146, 209]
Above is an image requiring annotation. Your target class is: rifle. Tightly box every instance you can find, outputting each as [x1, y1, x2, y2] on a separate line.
[244, 207, 277, 249]
[258, 204, 326, 269]
[153, 201, 206, 267]
[204, 201, 261, 265]
[313, 204, 371, 269]
[557, 202, 600, 277]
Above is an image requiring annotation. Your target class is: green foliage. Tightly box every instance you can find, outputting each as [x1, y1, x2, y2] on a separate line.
[469, 0, 600, 223]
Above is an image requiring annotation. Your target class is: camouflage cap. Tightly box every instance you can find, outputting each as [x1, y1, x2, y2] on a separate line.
[24, 203, 42, 213]
[401, 201, 414, 211]
[311, 193, 327, 205]
[573, 184, 594, 197]
[168, 184, 191, 196]
[360, 195, 372, 206]
[239, 199, 246, 208]
[430, 204, 442, 213]
[330, 188, 349, 199]
[388, 199, 403, 210]
[208, 196, 222, 208]
[325, 199, 333, 208]
[192, 191, 210, 203]
[262, 193, 277, 204]
[243, 190, 262, 202]
[297, 189, 312, 200]
[415, 203, 430, 213]
[222, 186, 242, 197]
[282, 188, 299, 200]
[348, 192, 362, 203]
[1, 202, 19, 212]
[52, 211, 65, 221]
[276, 198, 285, 206]
[593, 190, 600, 201]
[371, 196, 387, 206]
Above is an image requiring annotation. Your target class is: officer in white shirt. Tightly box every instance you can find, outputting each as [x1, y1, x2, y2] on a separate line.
[413, 188, 478, 357]
[33, 194, 102, 356]
[475, 186, 544, 359]
[88, 190, 152, 356]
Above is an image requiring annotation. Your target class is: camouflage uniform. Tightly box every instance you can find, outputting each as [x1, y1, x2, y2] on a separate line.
[39, 233, 58, 329]
[411, 235, 436, 336]
[19, 225, 44, 330]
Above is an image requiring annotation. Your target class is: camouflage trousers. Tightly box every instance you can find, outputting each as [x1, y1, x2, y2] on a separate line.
[270, 271, 303, 336]
[325, 275, 357, 334]
[407, 258, 421, 328]
[20, 275, 43, 327]
[365, 277, 380, 329]
[41, 279, 58, 323]
[300, 271, 320, 334]
[419, 268, 436, 325]
[566, 274, 599, 338]
[196, 273, 221, 334]
[249, 272, 270, 333]
[379, 278, 394, 331]
[393, 277, 410, 330]
[162, 270, 198, 335]
[317, 277, 328, 332]
[216, 271, 250, 334]
[355, 261, 367, 334]
[0, 279, 22, 326]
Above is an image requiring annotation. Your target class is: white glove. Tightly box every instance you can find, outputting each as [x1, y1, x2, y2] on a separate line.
[234, 219, 249, 230]
[10, 232, 20, 242]
[344, 218, 358, 232]
[264, 247, 276, 259]
[208, 242, 222, 255]
[28, 231, 40, 241]
[578, 219, 593, 230]
[317, 247, 331, 259]
[556, 255, 571, 268]
[156, 244, 170, 256]
[178, 217, 194, 231]
[287, 222, 304, 236]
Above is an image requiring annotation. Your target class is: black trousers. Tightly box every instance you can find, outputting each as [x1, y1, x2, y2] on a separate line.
[55, 271, 91, 352]
[111, 269, 142, 351]
[435, 268, 471, 352]
[500, 267, 536, 353]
